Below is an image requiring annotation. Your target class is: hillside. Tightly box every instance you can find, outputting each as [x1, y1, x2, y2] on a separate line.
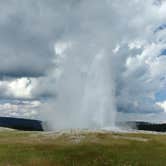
[0, 117, 43, 131]
[121, 121, 166, 132]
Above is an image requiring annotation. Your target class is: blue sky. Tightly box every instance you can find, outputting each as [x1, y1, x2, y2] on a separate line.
[156, 91, 166, 101]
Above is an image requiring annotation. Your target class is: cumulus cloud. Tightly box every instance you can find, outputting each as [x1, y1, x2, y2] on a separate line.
[0, 0, 165, 125]
[157, 101, 166, 112]
[0, 77, 37, 99]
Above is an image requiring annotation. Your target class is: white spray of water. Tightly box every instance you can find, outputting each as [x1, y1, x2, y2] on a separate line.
[40, 0, 166, 130]
[43, 42, 117, 130]
[80, 51, 116, 128]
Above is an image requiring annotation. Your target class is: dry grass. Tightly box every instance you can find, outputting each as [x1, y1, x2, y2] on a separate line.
[0, 130, 165, 165]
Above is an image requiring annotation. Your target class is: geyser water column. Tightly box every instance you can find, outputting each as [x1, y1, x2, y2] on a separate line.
[50, 42, 117, 130]
[81, 50, 116, 128]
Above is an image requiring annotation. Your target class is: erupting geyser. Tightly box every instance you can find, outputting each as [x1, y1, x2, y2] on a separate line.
[80, 51, 116, 128]
[40, 0, 166, 130]
[43, 42, 117, 130]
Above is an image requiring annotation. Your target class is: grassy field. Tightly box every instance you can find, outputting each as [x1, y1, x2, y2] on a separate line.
[0, 129, 165, 166]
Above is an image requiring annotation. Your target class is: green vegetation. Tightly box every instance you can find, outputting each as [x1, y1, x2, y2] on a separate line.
[0, 130, 165, 165]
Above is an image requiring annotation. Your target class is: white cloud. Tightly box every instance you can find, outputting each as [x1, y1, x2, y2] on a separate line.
[157, 101, 166, 112]
[0, 77, 38, 99]
[8, 78, 34, 98]
[54, 41, 72, 56]
[0, 100, 41, 118]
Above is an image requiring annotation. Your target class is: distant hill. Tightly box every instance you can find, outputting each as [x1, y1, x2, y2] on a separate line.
[0, 117, 165, 132]
[0, 117, 43, 131]
[121, 121, 166, 132]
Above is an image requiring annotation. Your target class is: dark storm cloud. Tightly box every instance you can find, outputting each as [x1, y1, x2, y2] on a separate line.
[0, 0, 72, 78]
[0, 0, 110, 79]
